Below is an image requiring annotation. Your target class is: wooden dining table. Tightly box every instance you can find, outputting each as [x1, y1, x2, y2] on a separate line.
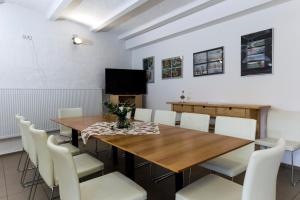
[52, 115, 252, 192]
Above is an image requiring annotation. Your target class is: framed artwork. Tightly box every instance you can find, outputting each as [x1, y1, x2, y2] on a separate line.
[193, 47, 224, 76]
[241, 28, 273, 76]
[143, 56, 155, 83]
[162, 56, 183, 79]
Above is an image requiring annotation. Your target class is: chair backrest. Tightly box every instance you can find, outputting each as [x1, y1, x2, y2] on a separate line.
[267, 109, 300, 141]
[242, 139, 285, 200]
[215, 116, 257, 162]
[47, 135, 80, 200]
[154, 110, 176, 126]
[180, 112, 210, 132]
[16, 114, 27, 151]
[20, 119, 37, 166]
[58, 108, 83, 135]
[134, 108, 152, 122]
[30, 125, 54, 188]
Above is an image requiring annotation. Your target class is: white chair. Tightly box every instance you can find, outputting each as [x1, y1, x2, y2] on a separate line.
[29, 127, 104, 200]
[255, 109, 300, 186]
[47, 135, 147, 200]
[180, 112, 210, 183]
[58, 107, 83, 138]
[16, 114, 27, 172]
[19, 119, 37, 187]
[176, 139, 285, 200]
[200, 116, 256, 179]
[19, 118, 80, 188]
[134, 108, 152, 122]
[154, 110, 176, 126]
[180, 112, 210, 132]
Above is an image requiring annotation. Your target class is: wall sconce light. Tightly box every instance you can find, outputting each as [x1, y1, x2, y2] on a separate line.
[72, 35, 83, 45]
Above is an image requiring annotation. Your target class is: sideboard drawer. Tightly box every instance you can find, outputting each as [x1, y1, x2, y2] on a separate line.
[216, 107, 246, 118]
[173, 104, 193, 112]
[194, 106, 216, 116]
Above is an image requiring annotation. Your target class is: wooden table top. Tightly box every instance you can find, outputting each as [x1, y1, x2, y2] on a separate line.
[52, 115, 252, 173]
[167, 101, 271, 110]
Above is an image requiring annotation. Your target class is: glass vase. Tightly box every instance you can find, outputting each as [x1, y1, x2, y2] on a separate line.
[117, 116, 130, 129]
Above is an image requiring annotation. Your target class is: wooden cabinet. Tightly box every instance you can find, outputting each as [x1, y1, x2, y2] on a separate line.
[168, 101, 270, 139]
[173, 104, 193, 112]
[110, 95, 143, 108]
[216, 107, 246, 118]
[194, 106, 216, 116]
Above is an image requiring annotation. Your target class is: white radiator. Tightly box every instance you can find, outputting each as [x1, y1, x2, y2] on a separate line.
[0, 89, 102, 139]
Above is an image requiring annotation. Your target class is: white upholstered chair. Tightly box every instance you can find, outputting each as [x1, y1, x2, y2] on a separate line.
[19, 119, 37, 187]
[176, 139, 285, 200]
[29, 127, 104, 200]
[134, 108, 152, 122]
[180, 112, 210, 132]
[179, 112, 210, 183]
[200, 116, 256, 179]
[16, 114, 27, 172]
[58, 107, 83, 138]
[256, 109, 300, 186]
[154, 110, 176, 126]
[47, 135, 147, 200]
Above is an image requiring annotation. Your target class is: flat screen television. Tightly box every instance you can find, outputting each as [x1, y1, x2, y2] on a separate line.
[105, 68, 147, 95]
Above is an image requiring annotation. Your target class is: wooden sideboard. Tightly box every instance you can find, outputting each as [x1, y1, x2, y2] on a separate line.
[167, 102, 271, 139]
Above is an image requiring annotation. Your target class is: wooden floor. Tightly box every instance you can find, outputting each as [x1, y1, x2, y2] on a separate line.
[0, 140, 300, 200]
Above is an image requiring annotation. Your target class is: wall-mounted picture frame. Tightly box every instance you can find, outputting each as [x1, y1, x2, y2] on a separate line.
[162, 56, 183, 79]
[143, 56, 155, 83]
[241, 28, 273, 76]
[193, 47, 224, 76]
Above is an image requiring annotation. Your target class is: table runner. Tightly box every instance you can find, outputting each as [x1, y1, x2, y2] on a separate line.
[81, 121, 160, 144]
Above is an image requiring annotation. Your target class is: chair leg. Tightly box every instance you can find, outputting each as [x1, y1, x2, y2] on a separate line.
[291, 151, 297, 187]
[49, 188, 54, 200]
[17, 149, 25, 172]
[188, 168, 192, 184]
[28, 167, 38, 200]
[20, 155, 30, 186]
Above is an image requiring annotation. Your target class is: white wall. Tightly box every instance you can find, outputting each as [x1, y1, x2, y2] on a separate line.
[0, 3, 131, 89]
[132, 0, 300, 165]
[0, 3, 131, 154]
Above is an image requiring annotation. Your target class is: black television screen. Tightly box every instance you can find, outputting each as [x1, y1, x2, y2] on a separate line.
[105, 68, 147, 95]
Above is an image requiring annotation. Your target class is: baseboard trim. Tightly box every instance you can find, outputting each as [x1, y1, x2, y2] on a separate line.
[0, 137, 22, 155]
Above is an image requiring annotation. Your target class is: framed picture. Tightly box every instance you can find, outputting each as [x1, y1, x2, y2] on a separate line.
[241, 29, 273, 76]
[162, 56, 183, 79]
[143, 56, 155, 83]
[193, 47, 224, 76]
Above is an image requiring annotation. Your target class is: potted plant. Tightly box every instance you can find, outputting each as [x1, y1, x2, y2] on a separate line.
[104, 102, 134, 129]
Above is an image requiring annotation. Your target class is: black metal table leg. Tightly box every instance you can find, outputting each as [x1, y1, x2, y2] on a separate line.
[125, 152, 135, 180]
[175, 172, 184, 192]
[72, 128, 79, 147]
[112, 146, 118, 165]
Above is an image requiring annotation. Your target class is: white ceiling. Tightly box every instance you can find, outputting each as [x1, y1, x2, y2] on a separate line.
[3, 0, 201, 34]
[5, 0, 55, 13]
[3, 0, 280, 45]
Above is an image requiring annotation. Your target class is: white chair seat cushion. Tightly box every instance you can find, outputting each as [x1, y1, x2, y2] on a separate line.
[60, 143, 80, 156]
[176, 174, 242, 200]
[73, 153, 104, 178]
[53, 135, 71, 144]
[60, 130, 72, 137]
[256, 137, 300, 151]
[80, 171, 147, 200]
[200, 157, 247, 177]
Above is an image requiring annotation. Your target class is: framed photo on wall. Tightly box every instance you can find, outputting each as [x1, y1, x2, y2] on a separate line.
[143, 56, 155, 83]
[162, 56, 183, 79]
[193, 47, 224, 76]
[241, 28, 273, 76]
